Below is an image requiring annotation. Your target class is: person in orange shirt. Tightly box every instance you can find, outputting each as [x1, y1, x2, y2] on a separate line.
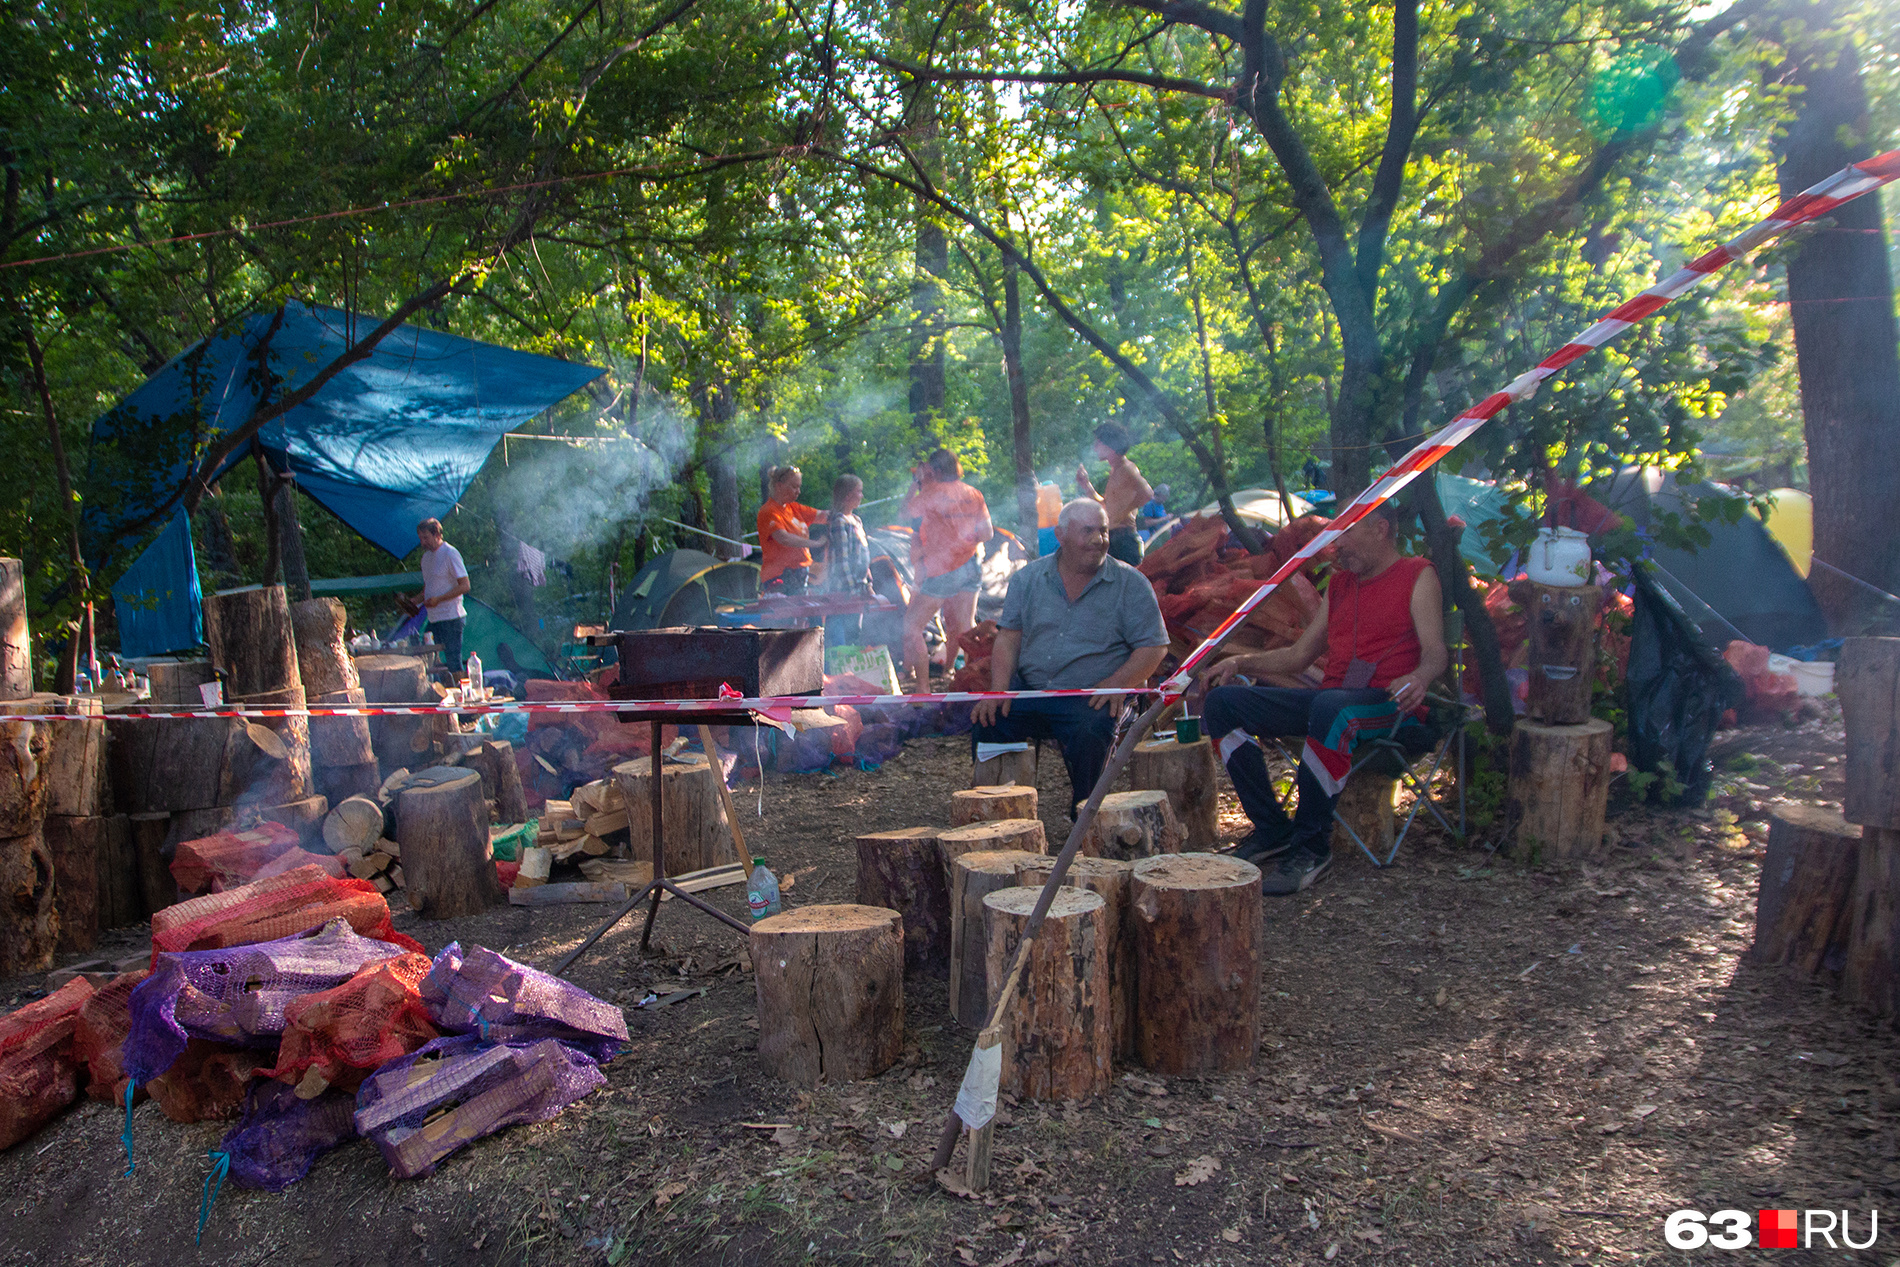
[757, 466, 826, 594]
[900, 448, 993, 693]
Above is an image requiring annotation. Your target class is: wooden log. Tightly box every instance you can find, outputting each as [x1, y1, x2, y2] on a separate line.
[508, 881, 629, 907]
[203, 584, 303, 698]
[106, 715, 234, 814]
[219, 692, 314, 810]
[98, 815, 139, 929]
[1129, 736, 1220, 850]
[0, 558, 29, 700]
[147, 659, 215, 706]
[39, 714, 104, 818]
[1330, 774, 1396, 861]
[855, 827, 949, 974]
[0, 717, 48, 835]
[0, 826, 58, 974]
[750, 904, 904, 1086]
[129, 812, 174, 915]
[1130, 853, 1261, 1076]
[939, 819, 1046, 879]
[1504, 718, 1613, 859]
[163, 806, 235, 855]
[971, 746, 1036, 788]
[307, 688, 375, 768]
[1842, 826, 1900, 1018]
[611, 754, 736, 876]
[949, 849, 1041, 1030]
[356, 654, 433, 774]
[323, 796, 387, 856]
[44, 815, 102, 953]
[394, 768, 501, 919]
[260, 794, 329, 847]
[1080, 790, 1185, 861]
[289, 597, 362, 698]
[1016, 856, 1134, 1059]
[982, 885, 1112, 1100]
[1841, 638, 1900, 829]
[1751, 802, 1861, 976]
[1508, 580, 1603, 725]
[466, 740, 529, 825]
[315, 760, 384, 806]
[951, 785, 1038, 826]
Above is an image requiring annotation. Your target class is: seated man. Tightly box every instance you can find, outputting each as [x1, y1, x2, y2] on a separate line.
[1202, 504, 1447, 895]
[972, 499, 1169, 816]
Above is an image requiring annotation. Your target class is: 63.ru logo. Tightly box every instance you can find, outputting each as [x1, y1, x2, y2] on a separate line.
[1665, 1208, 1880, 1249]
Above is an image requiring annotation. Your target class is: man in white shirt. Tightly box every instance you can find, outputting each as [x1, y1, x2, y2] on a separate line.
[410, 517, 470, 680]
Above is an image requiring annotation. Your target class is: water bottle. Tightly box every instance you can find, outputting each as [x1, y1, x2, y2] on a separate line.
[746, 860, 781, 921]
[465, 651, 483, 695]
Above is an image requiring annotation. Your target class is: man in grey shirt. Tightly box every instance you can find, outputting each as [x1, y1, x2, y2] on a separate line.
[971, 500, 1169, 814]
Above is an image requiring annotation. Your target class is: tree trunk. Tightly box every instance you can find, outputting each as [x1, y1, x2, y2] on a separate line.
[307, 689, 375, 767]
[1841, 825, 1900, 1019]
[1839, 638, 1900, 828]
[982, 886, 1112, 1101]
[1129, 736, 1220, 850]
[1130, 853, 1261, 1076]
[1751, 802, 1860, 975]
[611, 754, 736, 875]
[0, 558, 29, 700]
[951, 785, 1038, 826]
[44, 815, 101, 953]
[0, 826, 58, 974]
[394, 768, 500, 919]
[1003, 256, 1039, 556]
[1406, 473, 1514, 733]
[261, 794, 329, 848]
[0, 717, 48, 836]
[854, 827, 949, 974]
[750, 904, 904, 1086]
[203, 584, 302, 697]
[1081, 790, 1186, 861]
[38, 711, 104, 818]
[1774, 7, 1900, 631]
[106, 715, 229, 813]
[949, 849, 1041, 1030]
[939, 820, 1046, 879]
[274, 474, 312, 603]
[16, 313, 89, 696]
[147, 659, 215, 706]
[1015, 855, 1135, 1059]
[290, 598, 361, 697]
[1505, 718, 1613, 859]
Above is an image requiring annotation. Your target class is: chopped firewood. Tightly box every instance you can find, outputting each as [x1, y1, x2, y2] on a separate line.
[376, 836, 400, 859]
[581, 835, 612, 857]
[372, 874, 394, 893]
[349, 851, 393, 880]
[515, 846, 551, 888]
[657, 862, 746, 901]
[579, 859, 654, 887]
[554, 819, 587, 842]
[389, 864, 405, 889]
[584, 807, 630, 837]
[508, 881, 628, 907]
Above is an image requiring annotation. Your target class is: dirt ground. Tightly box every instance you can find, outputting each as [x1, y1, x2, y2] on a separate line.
[2, 702, 1895, 1266]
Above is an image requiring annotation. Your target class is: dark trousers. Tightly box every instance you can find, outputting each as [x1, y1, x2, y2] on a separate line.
[1203, 685, 1391, 855]
[972, 697, 1114, 815]
[1108, 526, 1142, 566]
[429, 617, 465, 683]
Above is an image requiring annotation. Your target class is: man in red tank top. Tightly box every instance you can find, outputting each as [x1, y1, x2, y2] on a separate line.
[1201, 505, 1448, 894]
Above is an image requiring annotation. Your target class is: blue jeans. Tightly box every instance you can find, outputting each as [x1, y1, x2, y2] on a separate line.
[429, 617, 465, 683]
[972, 697, 1114, 815]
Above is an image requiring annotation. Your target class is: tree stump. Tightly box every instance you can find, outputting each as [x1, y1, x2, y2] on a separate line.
[129, 812, 174, 915]
[612, 754, 736, 875]
[0, 827, 57, 974]
[1331, 774, 1396, 862]
[261, 795, 329, 847]
[356, 654, 434, 774]
[148, 659, 215, 706]
[952, 785, 1038, 826]
[290, 598, 362, 697]
[983, 886, 1112, 1100]
[39, 713, 104, 818]
[323, 796, 387, 856]
[1842, 826, 1900, 1018]
[1016, 856, 1134, 1058]
[1130, 736, 1220, 850]
[44, 816, 102, 953]
[466, 740, 529, 824]
[98, 816, 140, 929]
[1130, 853, 1261, 1076]
[1081, 791, 1185, 861]
[220, 694, 314, 811]
[204, 585, 303, 698]
[972, 746, 1036, 788]
[0, 717, 47, 836]
[163, 806, 235, 855]
[394, 769, 501, 919]
[751, 904, 904, 1086]
[1508, 580, 1603, 725]
[1504, 718, 1612, 859]
[949, 849, 1040, 1029]
[107, 715, 235, 814]
[1840, 638, 1900, 829]
[855, 827, 949, 974]
[316, 760, 384, 805]
[0, 558, 29, 701]
[307, 688, 376, 768]
[1751, 802, 1861, 976]
[939, 819, 1046, 879]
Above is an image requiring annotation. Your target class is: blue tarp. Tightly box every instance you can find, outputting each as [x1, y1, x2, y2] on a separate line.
[111, 508, 204, 657]
[84, 303, 604, 562]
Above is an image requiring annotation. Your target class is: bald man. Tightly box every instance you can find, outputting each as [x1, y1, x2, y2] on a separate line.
[971, 500, 1169, 816]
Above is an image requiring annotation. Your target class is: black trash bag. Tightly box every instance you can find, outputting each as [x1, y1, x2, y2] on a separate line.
[1623, 561, 1744, 807]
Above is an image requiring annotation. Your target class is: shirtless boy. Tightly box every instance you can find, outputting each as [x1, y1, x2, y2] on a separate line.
[1074, 422, 1153, 566]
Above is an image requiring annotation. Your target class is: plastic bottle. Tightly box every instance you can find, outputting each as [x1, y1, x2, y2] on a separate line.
[465, 651, 483, 695]
[746, 859, 781, 921]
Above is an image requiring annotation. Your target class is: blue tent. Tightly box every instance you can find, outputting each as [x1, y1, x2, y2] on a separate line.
[84, 303, 605, 561]
[111, 507, 204, 657]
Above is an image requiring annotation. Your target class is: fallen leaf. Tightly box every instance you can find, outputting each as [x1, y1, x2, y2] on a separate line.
[470, 1234, 486, 1251]
[881, 1153, 904, 1172]
[1324, 1242, 1340, 1259]
[1632, 1104, 1658, 1119]
[991, 1250, 1025, 1267]
[1221, 1228, 1242, 1243]
[1598, 1122, 1623, 1134]
[1353, 1227, 1384, 1245]
[936, 1169, 977, 1199]
[653, 1181, 687, 1209]
[772, 1125, 800, 1148]
[883, 1119, 910, 1139]
[1433, 986, 1449, 1008]
[1175, 1155, 1221, 1186]
[957, 1249, 978, 1265]
[411, 1222, 426, 1237]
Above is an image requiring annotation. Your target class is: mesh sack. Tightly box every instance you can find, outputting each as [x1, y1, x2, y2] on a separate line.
[151, 863, 424, 960]
[72, 969, 150, 1104]
[252, 847, 347, 882]
[420, 943, 627, 1059]
[146, 1038, 266, 1123]
[353, 1034, 605, 1179]
[171, 822, 304, 894]
[220, 1079, 360, 1191]
[0, 977, 96, 1149]
[124, 918, 415, 1086]
[264, 952, 438, 1094]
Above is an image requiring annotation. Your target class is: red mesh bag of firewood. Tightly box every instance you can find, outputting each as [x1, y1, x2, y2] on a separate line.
[73, 968, 150, 1105]
[170, 821, 304, 894]
[0, 977, 95, 1149]
[265, 952, 439, 1095]
[150, 863, 425, 960]
[146, 1038, 267, 1123]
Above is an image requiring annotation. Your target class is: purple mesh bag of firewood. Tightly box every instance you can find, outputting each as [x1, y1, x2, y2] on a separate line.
[352, 1034, 605, 1179]
[419, 943, 627, 1060]
[122, 919, 413, 1085]
[220, 1078, 360, 1191]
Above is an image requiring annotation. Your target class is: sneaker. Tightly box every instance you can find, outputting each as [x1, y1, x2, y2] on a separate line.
[1261, 848, 1332, 895]
[1231, 826, 1293, 864]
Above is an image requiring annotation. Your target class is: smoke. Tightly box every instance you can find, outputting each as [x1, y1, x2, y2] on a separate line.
[488, 400, 694, 556]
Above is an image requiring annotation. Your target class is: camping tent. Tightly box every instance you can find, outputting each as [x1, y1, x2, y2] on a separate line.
[611, 550, 759, 631]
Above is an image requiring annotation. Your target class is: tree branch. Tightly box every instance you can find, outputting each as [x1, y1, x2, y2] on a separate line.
[1117, 0, 1246, 43]
[1353, 0, 1418, 303]
[869, 55, 1228, 101]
